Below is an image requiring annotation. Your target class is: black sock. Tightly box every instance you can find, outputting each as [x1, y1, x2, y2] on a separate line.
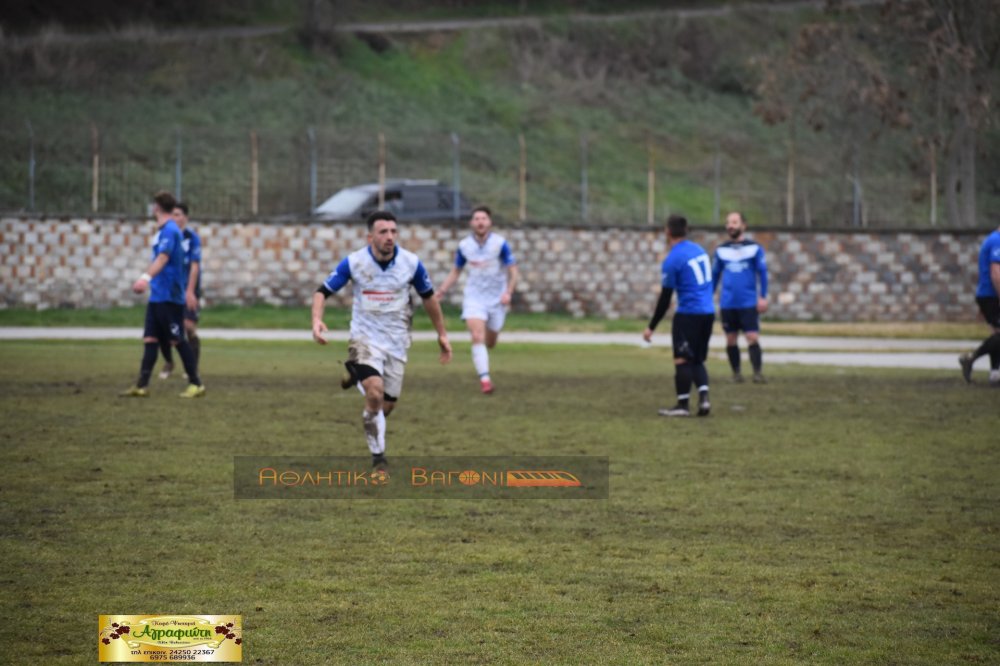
[175, 340, 201, 386]
[972, 333, 1000, 364]
[188, 334, 201, 367]
[160, 339, 173, 365]
[726, 345, 740, 374]
[674, 363, 693, 408]
[749, 343, 763, 373]
[692, 362, 709, 394]
[138, 342, 158, 388]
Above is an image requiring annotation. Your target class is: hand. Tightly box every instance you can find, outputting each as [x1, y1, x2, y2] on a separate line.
[500, 292, 512, 306]
[131, 278, 148, 294]
[186, 292, 198, 311]
[437, 333, 452, 364]
[312, 320, 328, 345]
[642, 327, 653, 343]
[757, 297, 769, 314]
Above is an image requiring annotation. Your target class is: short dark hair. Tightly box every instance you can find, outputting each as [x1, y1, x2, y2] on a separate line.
[153, 190, 177, 213]
[666, 214, 688, 238]
[471, 205, 492, 218]
[174, 201, 189, 216]
[730, 211, 746, 225]
[366, 210, 397, 230]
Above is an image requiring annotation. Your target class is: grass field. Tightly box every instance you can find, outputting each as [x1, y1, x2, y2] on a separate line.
[0, 304, 988, 340]
[1, 339, 998, 664]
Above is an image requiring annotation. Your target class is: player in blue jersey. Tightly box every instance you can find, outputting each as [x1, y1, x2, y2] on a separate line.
[158, 201, 202, 379]
[435, 206, 519, 394]
[312, 211, 452, 468]
[643, 215, 715, 417]
[712, 211, 769, 383]
[959, 222, 1000, 386]
[121, 191, 205, 398]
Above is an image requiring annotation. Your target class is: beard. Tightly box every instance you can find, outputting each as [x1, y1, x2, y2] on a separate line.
[727, 228, 742, 239]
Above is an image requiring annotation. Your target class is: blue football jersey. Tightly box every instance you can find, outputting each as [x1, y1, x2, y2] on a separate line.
[149, 220, 186, 305]
[712, 240, 768, 309]
[662, 239, 715, 315]
[976, 230, 1000, 298]
[182, 227, 203, 297]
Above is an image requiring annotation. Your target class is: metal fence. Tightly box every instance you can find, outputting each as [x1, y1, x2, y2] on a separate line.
[0, 122, 986, 228]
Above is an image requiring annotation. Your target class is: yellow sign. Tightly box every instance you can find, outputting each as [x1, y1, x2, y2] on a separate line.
[98, 615, 242, 662]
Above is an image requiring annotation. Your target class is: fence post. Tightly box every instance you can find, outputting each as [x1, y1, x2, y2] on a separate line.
[91, 123, 100, 213]
[250, 130, 259, 216]
[929, 143, 937, 227]
[580, 132, 589, 224]
[174, 127, 183, 200]
[308, 126, 317, 213]
[713, 146, 721, 226]
[518, 133, 527, 223]
[646, 138, 655, 226]
[26, 120, 35, 212]
[451, 132, 461, 221]
[378, 132, 386, 208]
[852, 150, 862, 228]
[786, 128, 795, 227]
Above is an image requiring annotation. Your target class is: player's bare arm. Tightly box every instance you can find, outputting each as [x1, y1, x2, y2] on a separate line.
[435, 266, 462, 301]
[501, 264, 520, 306]
[132, 252, 170, 293]
[421, 294, 452, 363]
[311, 291, 329, 345]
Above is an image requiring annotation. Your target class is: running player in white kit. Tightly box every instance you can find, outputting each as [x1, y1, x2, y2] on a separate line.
[436, 206, 519, 394]
[311, 211, 452, 468]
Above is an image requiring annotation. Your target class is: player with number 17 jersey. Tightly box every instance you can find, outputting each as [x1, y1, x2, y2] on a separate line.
[662, 240, 715, 315]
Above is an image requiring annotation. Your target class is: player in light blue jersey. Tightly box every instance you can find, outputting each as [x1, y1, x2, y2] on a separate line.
[312, 211, 452, 468]
[436, 206, 519, 394]
[121, 190, 204, 398]
[959, 223, 1000, 386]
[643, 215, 715, 417]
[712, 211, 769, 383]
[159, 201, 203, 379]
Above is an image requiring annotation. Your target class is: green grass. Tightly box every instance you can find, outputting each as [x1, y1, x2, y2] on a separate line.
[1, 340, 998, 664]
[0, 303, 987, 339]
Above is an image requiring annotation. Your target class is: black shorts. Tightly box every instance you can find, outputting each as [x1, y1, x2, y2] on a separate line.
[977, 296, 1000, 328]
[143, 302, 186, 343]
[672, 313, 715, 363]
[721, 307, 759, 334]
[184, 306, 200, 323]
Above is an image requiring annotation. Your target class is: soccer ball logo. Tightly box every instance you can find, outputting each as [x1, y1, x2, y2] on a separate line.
[370, 469, 390, 485]
[458, 470, 481, 486]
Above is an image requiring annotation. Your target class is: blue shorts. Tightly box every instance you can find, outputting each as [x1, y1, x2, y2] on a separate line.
[977, 297, 1000, 328]
[143, 302, 185, 343]
[672, 313, 714, 363]
[721, 307, 760, 334]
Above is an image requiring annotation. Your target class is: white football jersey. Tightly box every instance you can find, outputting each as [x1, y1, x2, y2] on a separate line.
[323, 246, 433, 362]
[456, 233, 516, 305]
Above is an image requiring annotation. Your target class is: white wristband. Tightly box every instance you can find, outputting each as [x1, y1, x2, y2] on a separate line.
[139, 273, 152, 282]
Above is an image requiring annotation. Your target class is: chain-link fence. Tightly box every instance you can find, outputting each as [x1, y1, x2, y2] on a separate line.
[0, 121, 989, 228]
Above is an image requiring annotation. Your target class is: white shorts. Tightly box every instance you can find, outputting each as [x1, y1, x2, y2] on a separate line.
[462, 300, 507, 333]
[348, 338, 406, 400]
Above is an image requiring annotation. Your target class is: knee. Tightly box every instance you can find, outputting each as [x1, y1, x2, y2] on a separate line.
[746, 333, 759, 345]
[185, 322, 198, 337]
[725, 334, 738, 346]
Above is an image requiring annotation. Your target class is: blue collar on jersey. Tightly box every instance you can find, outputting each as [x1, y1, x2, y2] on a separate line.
[367, 245, 398, 271]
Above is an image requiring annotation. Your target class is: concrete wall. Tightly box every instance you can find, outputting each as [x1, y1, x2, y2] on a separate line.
[0, 216, 987, 322]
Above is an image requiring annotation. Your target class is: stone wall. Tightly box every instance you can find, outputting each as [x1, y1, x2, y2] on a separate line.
[0, 216, 987, 322]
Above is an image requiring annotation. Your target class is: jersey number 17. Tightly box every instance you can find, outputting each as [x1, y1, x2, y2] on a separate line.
[687, 255, 712, 285]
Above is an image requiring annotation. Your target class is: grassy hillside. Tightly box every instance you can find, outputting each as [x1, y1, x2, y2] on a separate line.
[0, 2, 995, 226]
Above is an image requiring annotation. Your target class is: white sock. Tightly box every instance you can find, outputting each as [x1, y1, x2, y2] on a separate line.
[362, 409, 385, 455]
[472, 343, 490, 380]
[356, 382, 366, 396]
